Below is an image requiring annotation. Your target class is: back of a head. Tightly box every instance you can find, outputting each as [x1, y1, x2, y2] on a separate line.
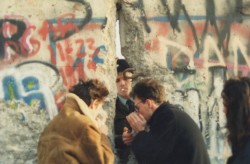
[222, 78, 249, 117]
[131, 78, 166, 104]
[222, 77, 250, 147]
[69, 79, 109, 106]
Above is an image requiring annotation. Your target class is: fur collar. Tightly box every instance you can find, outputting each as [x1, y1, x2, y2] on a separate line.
[66, 93, 108, 135]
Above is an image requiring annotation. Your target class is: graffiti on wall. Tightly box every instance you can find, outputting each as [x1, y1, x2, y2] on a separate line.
[38, 13, 107, 87]
[0, 0, 108, 117]
[0, 16, 40, 64]
[0, 0, 112, 162]
[35, 0, 107, 87]
[0, 29, 107, 115]
[0, 61, 64, 119]
[123, 0, 250, 163]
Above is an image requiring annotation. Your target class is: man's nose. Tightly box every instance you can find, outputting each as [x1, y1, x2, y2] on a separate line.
[119, 79, 126, 85]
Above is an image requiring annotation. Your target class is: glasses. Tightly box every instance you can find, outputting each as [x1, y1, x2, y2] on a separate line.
[135, 101, 143, 112]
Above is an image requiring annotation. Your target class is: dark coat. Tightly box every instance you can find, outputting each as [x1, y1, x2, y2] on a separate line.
[114, 98, 135, 163]
[227, 137, 250, 164]
[131, 102, 210, 164]
[114, 98, 133, 148]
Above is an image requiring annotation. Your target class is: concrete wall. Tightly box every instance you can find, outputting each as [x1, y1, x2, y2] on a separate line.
[118, 0, 250, 163]
[0, 0, 117, 163]
[0, 0, 250, 163]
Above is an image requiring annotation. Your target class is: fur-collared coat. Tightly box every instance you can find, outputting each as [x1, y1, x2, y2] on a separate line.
[37, 93, 114, 164]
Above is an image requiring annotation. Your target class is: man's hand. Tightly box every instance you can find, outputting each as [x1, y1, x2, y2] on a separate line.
[122, 127, 133, 145]
[126, 112, 146, 133]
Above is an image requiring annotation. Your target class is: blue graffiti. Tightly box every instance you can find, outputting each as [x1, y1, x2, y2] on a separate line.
[3, 76, 20, 100]
[3, 75, 46, 110]
[92, 45, 107, 64]
[22, 77, 40, 92]
[23, 93, 46, 110]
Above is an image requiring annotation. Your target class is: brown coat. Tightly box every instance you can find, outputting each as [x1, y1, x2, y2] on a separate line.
[37, 93, 114, 164]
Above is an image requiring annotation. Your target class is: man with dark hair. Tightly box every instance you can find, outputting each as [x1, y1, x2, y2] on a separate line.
[124, 78, 210, 164]
[38, 79, 114, 164]
[114, 59, 136, 164]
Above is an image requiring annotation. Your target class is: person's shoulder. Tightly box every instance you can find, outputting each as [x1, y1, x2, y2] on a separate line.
[243, 137, 250, 154]
[154, 102, 176, 121]
[166, 102, 184, 111]
[56, 107, 95, 131]
[233, 139, 250, 163]
[167, 104, 198, 125]
[169, 104, 187, 115]
[161, 102, 184, 115]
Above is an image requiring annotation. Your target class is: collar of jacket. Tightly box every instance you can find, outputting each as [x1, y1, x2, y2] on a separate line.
[147, 101, 169, 125]
[64, 93, 99, 128]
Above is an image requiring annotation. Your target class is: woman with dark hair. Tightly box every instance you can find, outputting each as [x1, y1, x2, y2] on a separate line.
[222, 77, 250, 164]
[38, 79, 114, 164]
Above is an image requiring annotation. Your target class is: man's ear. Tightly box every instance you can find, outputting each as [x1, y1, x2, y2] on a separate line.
[146, 99, 151, 107]
[146, 99, 155, 109]
[89, 99, 99, 110]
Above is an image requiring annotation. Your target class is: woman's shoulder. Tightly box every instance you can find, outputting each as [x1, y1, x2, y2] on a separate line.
[243, 137, 250, 154]
[232, 137, 250, 164]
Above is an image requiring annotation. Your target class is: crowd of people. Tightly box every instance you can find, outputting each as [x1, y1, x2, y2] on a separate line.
[37, 58, 250, 164]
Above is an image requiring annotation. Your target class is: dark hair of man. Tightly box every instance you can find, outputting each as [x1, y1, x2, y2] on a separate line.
[130, 78, 166, 104]
[69, 79, 109, 106]
[221, 77, 250, 149]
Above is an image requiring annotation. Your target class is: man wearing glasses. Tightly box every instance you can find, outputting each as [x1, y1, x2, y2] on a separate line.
[123, 78, 210, 164]
[114, 59, 136, 164]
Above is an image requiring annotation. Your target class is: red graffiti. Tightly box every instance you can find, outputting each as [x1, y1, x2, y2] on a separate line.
[38, 13, 79, 41]
[48, 45, 56, 65]
[2, 21, 18, 38]
[48, 37, 102, 88]
[86, 38, 96, 50]
[1, 21, 40, 64]
[145, 22, 170, 52]
[231, 23, 250, 38]
[75, 39, 86, 58]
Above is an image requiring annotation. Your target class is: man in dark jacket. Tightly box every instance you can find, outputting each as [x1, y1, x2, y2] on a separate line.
[114, 59, 136, 164]
[124, 78, 210, 164]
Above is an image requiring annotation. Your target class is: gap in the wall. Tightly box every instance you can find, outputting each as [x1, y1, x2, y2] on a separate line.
[116, 20, 124, 59]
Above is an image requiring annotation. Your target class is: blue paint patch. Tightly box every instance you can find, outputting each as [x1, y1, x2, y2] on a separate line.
[3, 76, 20, 100]
[23, 93, 46, 110]
[73, 58, 85, 69]
[22, 77, 40, 92]
[48, 17, 106, 24]
[49, 33, 57, 64]
[80, 44, 86, 54]
[98, 45, 107, 52]
[93, 55, 104, 64]
[92, 45, 107, 64]
[146, 15, 233, 22]
[194, 50, 200, 58]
